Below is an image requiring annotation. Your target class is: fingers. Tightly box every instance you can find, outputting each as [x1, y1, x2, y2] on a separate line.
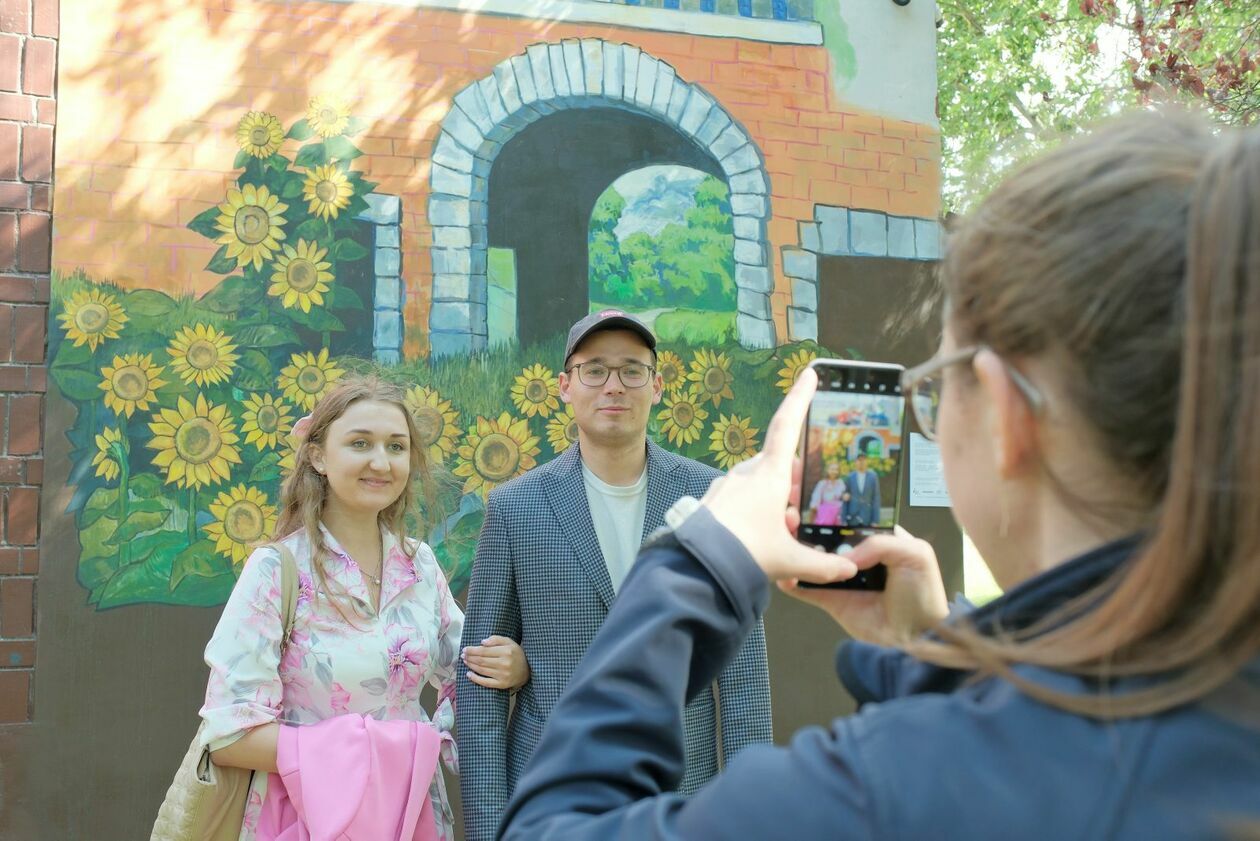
[843, 532, 935, 572]
[466, 670, 507, 690]
[480, 635, 515, 647]
[781, 541, 858, 585]
[761, 367, 817, 466]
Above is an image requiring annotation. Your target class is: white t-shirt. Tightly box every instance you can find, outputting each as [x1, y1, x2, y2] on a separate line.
[581, 463, 649, 593]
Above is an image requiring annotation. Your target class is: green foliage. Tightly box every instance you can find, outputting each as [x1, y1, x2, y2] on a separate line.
[653, 309, 736, 345]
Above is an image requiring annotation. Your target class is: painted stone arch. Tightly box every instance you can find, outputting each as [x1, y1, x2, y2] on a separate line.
[426, 38, 776, 357]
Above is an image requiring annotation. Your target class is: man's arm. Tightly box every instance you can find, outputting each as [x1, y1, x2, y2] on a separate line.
[716, 616, 773, 764]
[456, 493, 521, 841]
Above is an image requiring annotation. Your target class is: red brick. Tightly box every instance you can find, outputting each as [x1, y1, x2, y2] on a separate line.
[0, 639, 35, 667]
[17, 212, 48, 272]
[32, 0, 55, 37]
[906, 140, 938, 160]
[0, 301, 8, 357]
[0, 123, 16, 181]
[852, 185, 890, 210]
[18, 547, 36, 573]
[843, 150, 880, 170]
[0, 180, 26, 209]
[0, 274, 43, 302]
[0, 457, 20, 483]
[691, 38, 737, 62]
[25, 362, 42, 391]
[0, 212, 13, 271]
[0, 577, 33, 636]
[21, 38, 54, 97]
[34, 97, 52, 124]
[0, 34, 18, 92]
[20, 125, 51, 183]
[866, 135, 905, 155]
[810, 180, 852, 207]
[0, 669, 29, 723]
[0, 547, 16, 574]
[28, 183, 45, 210]
[0, 0, 29, 33]
[12, 304, 42, 363]
[0, 92, 31, 121]
[846, 114, 883, 135]
[0, 366, 19, 389]
[867, 171, 906, 191]
[23, 457, 38, 483]
[7, 394, 39, 456]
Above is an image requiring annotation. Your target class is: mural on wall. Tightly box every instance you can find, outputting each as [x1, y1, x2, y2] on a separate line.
[47, 0, 942, 610]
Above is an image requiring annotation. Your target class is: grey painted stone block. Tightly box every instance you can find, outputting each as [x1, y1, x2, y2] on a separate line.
[722, 144, 761, 177]
[737, 312, 776, 349]
[429, 301, 483, 333]
[634, 56, 658, 109]
[888, 215, 916, 259]
[442, 106, 485, 154]
[454, 84, 494, 135]
[374, 310, 402, 349]
[782, 248, 817, 280]
[735, 263, 773, 293]
[548, 44, 572, 98]
[431, 163, 473, 198]
[375, 275, 402, 309]
[431, 248, 470, 276]
[602, 40, 624, 100]
[737, 288, 772, 319]
[667, 79, 690, 123]
[730, 193, 767, 218]
[787, 306, 818, 342]
[621, 44, 642, 101]
[790, 277, 817, 310]
[851, 210, 888, 256]
[469, 201, 488, 226]
[433, 273, 488, 304]
[695, 108, 731, 146]
[753, 0, 773, 18]
[527, 44, 556, 103]
[651, 63, 676, 116]
[733, 215, 761, 241]
[716, 0, 739, 13]
[432, 226, 470, 248]
[374, 348, 401, 365]
[581, 39, 604, 95]
[375, 247, 401, 277]
[432, 133, 474, 174]
[915, 218, 942, 260]
[562, 40, 585, 99]
[800, 221, 821, 253]
[478, 76, 508, 126]
[711, 124, 747, 160]
[788, 0, 814, 21]
[493, 62, 523, 117]
[679, 88, 713, 136]
[816, 205, 849, 255]
[375, 225, 400, 248]
[681, 0, 704, 9]
[360, 193, 401, 225]
[511, 54, 539, 106]
[734, 238, 766, 266]
[729, 169, 768, 195]
[429, 331, 475, 357]
[429, 197, 471, 228]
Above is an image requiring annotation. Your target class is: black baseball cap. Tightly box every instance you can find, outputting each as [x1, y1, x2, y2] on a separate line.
[563, 309, 657, 367]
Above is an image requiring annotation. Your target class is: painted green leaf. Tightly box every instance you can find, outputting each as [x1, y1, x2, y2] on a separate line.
[248, 451, 282, 484]
[126, 498, 170, 516]
[187, 205, 222, 239]
[281, 173, 305, 199]
[294, 218, 327, 242]
[284, 305, 344, 332]
[51, 366, 105, 401]
[79, 486, 121, 530]
[344, 116, 367, 137]
[205, 245, 241, 275]
[234, 349, 274, 391]
[233, 323, 301, 348]
[124, 288, 178, 319]
[233, 150, 251, 169]
[266, 154, 291, 173]
[52, 340, 93, 369]
[287, 118, 314, 141]
[127, 530, 187, 565]
[332, 239, 368, 262]
[129, 473, 165, 499]
[171, 539, 231, 590]
[323, 136, 362, 162]
[329, 284, 365, 310]
[294, 143, 328, 169]
[199, 273, 264, 314]
[106, 509, 171, 545]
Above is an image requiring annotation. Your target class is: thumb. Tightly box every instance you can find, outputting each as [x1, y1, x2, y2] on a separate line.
[782, 541, 859, 585]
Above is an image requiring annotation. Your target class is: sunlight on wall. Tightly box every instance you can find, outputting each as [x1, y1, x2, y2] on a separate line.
[963, 532, 1002, 605]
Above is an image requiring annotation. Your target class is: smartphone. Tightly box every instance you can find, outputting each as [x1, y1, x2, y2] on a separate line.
[795, 358, 907, 590]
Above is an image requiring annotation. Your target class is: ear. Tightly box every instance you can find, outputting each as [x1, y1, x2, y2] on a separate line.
[558, 371, 573, 405]
[308, 444, 327, 475]
[651, 371, 664, 406]
[973, 349, 1037, 479]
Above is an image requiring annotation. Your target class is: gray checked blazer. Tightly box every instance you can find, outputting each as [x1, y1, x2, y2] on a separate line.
[456, 440, 773, 841]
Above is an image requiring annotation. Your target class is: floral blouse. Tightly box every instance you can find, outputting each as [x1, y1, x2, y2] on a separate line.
[199, 524, 463, 840]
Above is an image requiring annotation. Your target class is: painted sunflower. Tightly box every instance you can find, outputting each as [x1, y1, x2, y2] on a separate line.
[277, 348, 343, 411]
[776, 348, 818, 394]
[709, 413, 760, 470]
[686, 348, 735, 408]
[203, 484, 277, 568]
[236, 111, 284, 159]
[657, 387, 709, 447]
[215, 183, 288, 271]
[303, 164, 353, 221]
[306, 95, 351, 139]
[453, 413, 540, 500]
[240, 392, 294, 451]
[147, 393, 242, 489]
[99, 353, 167, 419]
[269, 239, 334, 312]
[510, 363, 560, 418]
[58, 288, 128, 351]
[92, 426, 126, 482]
[167, 323, 239, 387]
[656, 349, 686, 395]
[545, 404, 579, 454]
[403, 385, 460, 466]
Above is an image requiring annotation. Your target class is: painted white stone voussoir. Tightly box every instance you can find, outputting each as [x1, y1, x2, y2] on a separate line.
[678, 88, 714, 137]
[621, 44, 643, 102]
[602, 40, 624, 100]
[666, 78, 691, 124]
[710, 123, 748, 161]
[633, 54, 660, 110]
[561, 39, 586, 101]
[581, 39, 604, 96]
[453, 84, 495, 135]
[650, 62, 677, 117]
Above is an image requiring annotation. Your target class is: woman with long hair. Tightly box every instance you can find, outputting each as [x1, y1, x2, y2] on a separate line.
[500, 110, 1260, 838]
[198, 375, 529, 839]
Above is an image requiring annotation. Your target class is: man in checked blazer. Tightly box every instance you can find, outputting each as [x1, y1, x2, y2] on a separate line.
[456, 310, 772, 841]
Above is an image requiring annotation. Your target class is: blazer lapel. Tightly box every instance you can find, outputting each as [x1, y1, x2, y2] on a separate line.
[642, 440, 686, 541]
[542, 444, 616, 611]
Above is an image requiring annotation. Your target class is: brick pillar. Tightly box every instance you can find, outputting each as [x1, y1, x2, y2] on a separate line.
[0, 0, 54, 726]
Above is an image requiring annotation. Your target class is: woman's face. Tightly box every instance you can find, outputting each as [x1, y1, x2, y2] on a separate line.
[311, 400, 412, 520]
[826, 462, 841, 480]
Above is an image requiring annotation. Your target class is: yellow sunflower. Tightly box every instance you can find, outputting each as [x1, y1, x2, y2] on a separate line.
[686, 348, 735, 408]
[306, 95, 351, 139]
[240, 393, 294, 451]
[657, 387, 709, 446]
[277, 347, 343, 411]
[776, 348, 818, 394]
[278, 441, 297, 478]
[167, 323, 239, 387]
[92, 426, 126, 482]
[510, 363, 560, 418]
[58, 288, 128, 351]
[545, 404, 580, 454]
[709, 414, 760, 470]
[215, 183, 288, 272]
[657, 349, 686, 395]
[303, 165, 353, 221]
[236, 111, 284, 159]
[147, 393, 242, 489]
[203, 484, 277, 568]
[99, 353, 167, 418]
[453, 413, 540, 500]
[403, 385, 461, 466]
[269, 239, 334, 312]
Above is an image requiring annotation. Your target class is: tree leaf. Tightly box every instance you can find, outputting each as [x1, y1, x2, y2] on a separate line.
[51, 366, 105, 401]
[287, 118, 314, 141]
[198, 274, 264, 314]
[332, 239, 368, 262]
[205, 245, 241, 275]
[125, 288, 178, 319]
[106, 509, 171, 545]
[294, 143, 328, 169]
[323, 136, 362, 162]
[233, 323, 301, 348]
[187, 205, 223, 239]
[171, 539, 231, 590]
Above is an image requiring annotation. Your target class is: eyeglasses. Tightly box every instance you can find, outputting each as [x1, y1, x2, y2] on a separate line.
[900, 345, 1045, 441]
[566, 361, 655, 389]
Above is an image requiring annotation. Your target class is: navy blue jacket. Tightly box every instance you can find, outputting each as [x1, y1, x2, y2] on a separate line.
[502, 508, 1260, 840]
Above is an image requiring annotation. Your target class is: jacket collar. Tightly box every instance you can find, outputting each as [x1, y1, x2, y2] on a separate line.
[317, 523, 419, 612]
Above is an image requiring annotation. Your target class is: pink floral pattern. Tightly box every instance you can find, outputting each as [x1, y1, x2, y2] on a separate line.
[199, 525, 462, 840]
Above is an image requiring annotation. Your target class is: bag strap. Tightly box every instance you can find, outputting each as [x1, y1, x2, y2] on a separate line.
[266, 543, 300, 652]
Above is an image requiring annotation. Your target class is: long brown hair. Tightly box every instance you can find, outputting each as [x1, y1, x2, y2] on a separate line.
[274, 375, 439, 616]
[918, 109, 1260, 717]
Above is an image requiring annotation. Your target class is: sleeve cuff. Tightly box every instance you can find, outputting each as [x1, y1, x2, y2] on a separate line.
[672, 506, 771, 622]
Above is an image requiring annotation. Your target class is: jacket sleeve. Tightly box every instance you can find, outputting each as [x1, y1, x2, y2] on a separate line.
[502, 508, 879, 840]
[456, 493, 521, 841]
[716, 616, 773, 763]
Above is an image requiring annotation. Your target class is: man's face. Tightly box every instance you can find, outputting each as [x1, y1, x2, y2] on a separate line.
[856, 455, 868, 473]
[559, 328, 663, 447]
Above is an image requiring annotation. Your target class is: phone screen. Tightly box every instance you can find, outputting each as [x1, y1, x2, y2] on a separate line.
[797, 362, 905, 589]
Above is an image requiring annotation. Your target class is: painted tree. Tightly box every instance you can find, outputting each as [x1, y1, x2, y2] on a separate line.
[938, 0, 1258, 209]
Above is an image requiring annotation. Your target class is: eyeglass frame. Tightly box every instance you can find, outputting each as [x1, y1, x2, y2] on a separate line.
[564, 360, 658, 389]
[899, 345, 1045, 441]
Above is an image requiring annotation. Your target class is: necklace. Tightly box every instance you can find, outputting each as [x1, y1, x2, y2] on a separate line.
[362, 568, 382, 587]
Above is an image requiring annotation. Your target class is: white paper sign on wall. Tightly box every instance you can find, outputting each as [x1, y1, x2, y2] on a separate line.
[908, 432, 951, 508]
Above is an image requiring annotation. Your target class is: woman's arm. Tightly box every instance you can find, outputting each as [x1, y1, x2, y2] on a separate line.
[209, 722, 280, 773]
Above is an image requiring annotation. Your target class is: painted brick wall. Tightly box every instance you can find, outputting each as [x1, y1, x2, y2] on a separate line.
[0, 0, 55, 726]
[53, 0, 940, 358]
